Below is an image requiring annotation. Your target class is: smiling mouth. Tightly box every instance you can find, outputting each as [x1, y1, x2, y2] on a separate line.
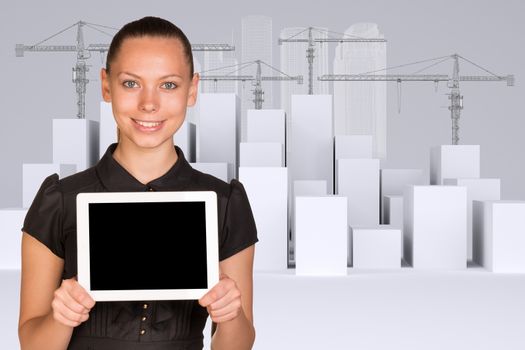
[132, 119, 164, 128]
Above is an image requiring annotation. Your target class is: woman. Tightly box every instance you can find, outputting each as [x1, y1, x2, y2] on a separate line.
[18, 16, 257, 350]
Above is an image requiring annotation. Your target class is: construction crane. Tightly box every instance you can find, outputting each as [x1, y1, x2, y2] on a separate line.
[15, 21, 235, 119]
[279, 26, 386, 95]
[199, 60, 303, 109]
[319, 53, 514, 145]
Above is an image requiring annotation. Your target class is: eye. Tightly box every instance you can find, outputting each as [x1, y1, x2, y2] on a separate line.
[123, 80, 138, 88]
[162, 82, 177, 90]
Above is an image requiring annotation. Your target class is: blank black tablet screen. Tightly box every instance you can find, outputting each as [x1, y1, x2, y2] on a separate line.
[88, 201, 208, 290]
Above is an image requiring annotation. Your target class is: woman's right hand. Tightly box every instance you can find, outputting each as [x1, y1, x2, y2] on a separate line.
[51, 278, 96, 327]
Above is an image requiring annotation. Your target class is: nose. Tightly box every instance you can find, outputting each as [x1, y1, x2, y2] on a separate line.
[139, 88, 159, 113]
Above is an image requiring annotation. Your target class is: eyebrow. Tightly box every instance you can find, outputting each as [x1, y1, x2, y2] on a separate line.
[118, 72, 183, 80]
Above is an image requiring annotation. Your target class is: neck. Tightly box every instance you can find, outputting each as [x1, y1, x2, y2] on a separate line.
[112, 138, 178, 185]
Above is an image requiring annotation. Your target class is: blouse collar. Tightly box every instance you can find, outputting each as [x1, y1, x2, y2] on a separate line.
[95, 143, 193, 192]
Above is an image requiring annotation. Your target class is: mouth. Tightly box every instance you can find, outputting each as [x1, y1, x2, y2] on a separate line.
[132, 118, 165, 131]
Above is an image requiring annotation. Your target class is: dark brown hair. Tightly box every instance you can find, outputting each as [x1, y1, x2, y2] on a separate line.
[106, 16, 194, 77]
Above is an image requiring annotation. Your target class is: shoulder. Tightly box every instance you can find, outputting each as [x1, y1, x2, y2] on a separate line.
[187, 166, 234, 199]
[57, 166, 100, 195]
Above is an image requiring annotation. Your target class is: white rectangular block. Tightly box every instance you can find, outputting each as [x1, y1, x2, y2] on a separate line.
[239, 167, 288, 271]
[190, 163, 230, 183]
[0, 209, 28, 269]
[22, 164, 76, 208]
[99, 101, 116, 155]
[473, 200, 525, 273]
[334, 135, 373, 160]
[404, 186, 467, 269]
[174, 121, 196, 162]
[336, 159, 380, 227]
[383, 195, 404, 258]
[352, 226, 402, 269]
[246, 109, 286, 145]
[290, 95, 333, 193]
[295, 196, 348, 275]
[240, 142, 284, 167]
[444, 178, 501, 260]
[53, 119, 99, 171]
[380, 169, 426, 223]
[198, 93, 239, 178]
[430, 145, 480, 185]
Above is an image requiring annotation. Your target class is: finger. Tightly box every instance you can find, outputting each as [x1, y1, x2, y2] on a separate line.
[52, 297, 89, 324]
[54, 288, 89, 315]
[210, 309, 241, 324]
[52, 307, 88, 328]
[208, 297, 242, 319]
[209, 287, 241, 311]
[199, 281, 231, 307]
[64, 279, 96, 309]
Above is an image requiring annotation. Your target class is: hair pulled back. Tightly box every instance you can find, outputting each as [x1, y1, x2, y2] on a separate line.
[106, 16, 194, 77]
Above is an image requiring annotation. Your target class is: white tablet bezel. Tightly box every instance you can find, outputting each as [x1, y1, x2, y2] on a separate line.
[76, 191, 219, 301]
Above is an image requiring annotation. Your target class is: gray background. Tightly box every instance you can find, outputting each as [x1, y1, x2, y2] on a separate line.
[1, 0, 523, 207]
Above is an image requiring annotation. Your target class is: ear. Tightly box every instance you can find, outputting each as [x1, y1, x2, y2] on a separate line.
[100, 68, 111, 102]
[186, 73, 200, 107]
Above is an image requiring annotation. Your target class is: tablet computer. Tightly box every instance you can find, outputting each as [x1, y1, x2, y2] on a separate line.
[76, 191, 219, 301]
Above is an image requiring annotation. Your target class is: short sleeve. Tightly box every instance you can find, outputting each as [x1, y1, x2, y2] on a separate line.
[219, 179, 258, 261]
[22, 174, 65, 258]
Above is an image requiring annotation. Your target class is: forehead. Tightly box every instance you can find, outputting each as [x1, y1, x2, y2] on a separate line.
[112, 36, 188, 74]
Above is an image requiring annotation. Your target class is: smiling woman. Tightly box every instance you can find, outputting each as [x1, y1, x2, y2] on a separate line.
[18, 16, 257, 350]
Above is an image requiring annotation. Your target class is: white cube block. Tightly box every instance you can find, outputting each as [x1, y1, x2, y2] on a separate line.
[352, 226, 402, 269]
[334, 135, 373, 160]
[290, 95, 333, 193]
[190, 162, 230, 183]
[53, 119, 99, 171]
[336, 159, 380, 227]
[239, 167, 288, 271]
[99, 101, 116, 155]
[198, 93, 239, 178]
[174, 121, 196, 162]
[430, 145, 480, 185]
[0, 209, 28, 269]
[240, 142, 284, 167]
[404, 186, 467, 269]
[473, 200, 525, 273]
[295, 196, 347, 275]
[246, 109, 286, 145]
[22, 164, 76, 208]
[444, 178, 501, 260]
[380, 169, 426, 223]
[383, 195, 405, 258]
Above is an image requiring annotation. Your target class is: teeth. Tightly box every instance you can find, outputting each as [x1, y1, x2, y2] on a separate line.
[135, 120, 161, 128]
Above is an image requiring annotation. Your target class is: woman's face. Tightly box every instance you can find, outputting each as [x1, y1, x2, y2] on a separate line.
[100, 36, 199, 150]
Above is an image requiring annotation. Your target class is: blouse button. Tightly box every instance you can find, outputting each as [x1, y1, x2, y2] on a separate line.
[142, 316, 147, 322]
[140, 329, 146, 335]
[143, 303, 149, 309]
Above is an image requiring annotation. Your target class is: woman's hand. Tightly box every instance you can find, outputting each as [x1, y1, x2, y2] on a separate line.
[199, 274, 243, 323]
[51, 278, 96, 327]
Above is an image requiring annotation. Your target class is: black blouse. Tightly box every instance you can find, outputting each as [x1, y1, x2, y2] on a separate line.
[22, 143, 258, 350]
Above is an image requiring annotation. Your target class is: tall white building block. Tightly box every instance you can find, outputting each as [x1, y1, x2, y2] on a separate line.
[290, 95, 333, 192]
[430, 145, 480, 185]
[295, 196, 347, 275]
[246, 109, 286, 144]
[334, 135, 373, 160]
[198, 93, 240, 178]
[190, 163, 230, 183]
[174, 121, 196, 162]
[239, 167, 288, 271]
[22, 164, 76, 208]
[380, 169, 425, 223]
[291, 180, 328, 258]
[240, 142, 284, 167]
[336, 159, 380, 227]
[473, 200, 525, 273]
[53, 119, 99, 172]
[99, 101, 116, 155]
[0, 209, 27, 269]
[404, 186, 467, 269]
[444, 178, 501, 260]
[352, 226, 402, 269]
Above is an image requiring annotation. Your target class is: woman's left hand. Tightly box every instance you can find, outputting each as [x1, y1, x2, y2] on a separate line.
[199, 273, 243, 323]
